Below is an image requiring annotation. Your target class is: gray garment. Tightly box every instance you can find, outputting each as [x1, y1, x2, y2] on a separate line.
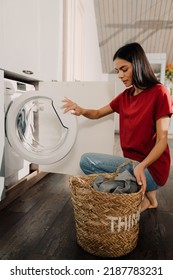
[92, 170, 140, 194]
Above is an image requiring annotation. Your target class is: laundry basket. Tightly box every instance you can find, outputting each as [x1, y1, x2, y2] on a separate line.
[69, 161, 143, 257]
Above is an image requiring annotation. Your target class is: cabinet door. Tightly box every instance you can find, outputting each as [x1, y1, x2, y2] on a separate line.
[2, 0, 40, 79]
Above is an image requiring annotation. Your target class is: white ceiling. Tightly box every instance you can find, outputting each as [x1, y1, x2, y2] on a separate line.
[94, 0, 173, 73]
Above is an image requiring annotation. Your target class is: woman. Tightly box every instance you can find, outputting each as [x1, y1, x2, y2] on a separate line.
[63, 42, 173, 212]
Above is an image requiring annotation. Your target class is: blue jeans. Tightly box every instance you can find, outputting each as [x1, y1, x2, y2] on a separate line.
[80, 153, 159, 192]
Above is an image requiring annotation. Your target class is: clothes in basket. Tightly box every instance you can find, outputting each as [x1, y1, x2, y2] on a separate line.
[92, 170, 140, 194]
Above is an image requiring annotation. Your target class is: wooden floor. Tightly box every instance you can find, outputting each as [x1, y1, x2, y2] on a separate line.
[0, 136, 173, 260]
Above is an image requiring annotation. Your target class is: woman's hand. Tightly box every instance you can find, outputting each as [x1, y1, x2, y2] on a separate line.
[62, 97, 83, 116]
[62, 98, 113, 119]
[133, 163, 146, 196]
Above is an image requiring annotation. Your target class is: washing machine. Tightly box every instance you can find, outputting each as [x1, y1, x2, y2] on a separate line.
[2, 80, 115, 200]
[4, 79, 36, 188]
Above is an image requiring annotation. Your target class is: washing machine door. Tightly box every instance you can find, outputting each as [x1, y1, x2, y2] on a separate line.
[5, 91, 77, 164]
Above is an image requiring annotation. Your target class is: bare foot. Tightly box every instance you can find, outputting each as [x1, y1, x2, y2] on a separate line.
[140, 196, 151, 212]
[146, 190, 158, 209]
[148, 202, 158, 209]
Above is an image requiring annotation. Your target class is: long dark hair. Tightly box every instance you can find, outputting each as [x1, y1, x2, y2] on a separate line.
[113, 42, 160, 89]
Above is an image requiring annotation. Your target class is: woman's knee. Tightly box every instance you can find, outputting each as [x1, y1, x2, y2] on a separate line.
[145, 169, 159, 192]
[80, 153, 110, 174]
[80, 153, 93, 174]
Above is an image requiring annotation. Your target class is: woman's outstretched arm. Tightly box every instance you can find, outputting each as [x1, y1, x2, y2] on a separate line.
[62, 97, 114, 119]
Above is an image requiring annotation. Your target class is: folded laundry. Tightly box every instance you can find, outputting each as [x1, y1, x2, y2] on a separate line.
[92, 170, 140, 194]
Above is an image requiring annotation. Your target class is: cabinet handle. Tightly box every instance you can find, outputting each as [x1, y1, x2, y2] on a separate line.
[22, 70, 34, 75]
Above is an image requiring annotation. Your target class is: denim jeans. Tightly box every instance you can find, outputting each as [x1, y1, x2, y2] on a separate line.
[80, 153, 159, 192]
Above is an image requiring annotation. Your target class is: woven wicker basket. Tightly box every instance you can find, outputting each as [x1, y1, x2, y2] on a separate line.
[69, 161, 143, 257]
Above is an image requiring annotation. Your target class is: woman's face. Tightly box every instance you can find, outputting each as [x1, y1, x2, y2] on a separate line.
[114, 58, 133, 87]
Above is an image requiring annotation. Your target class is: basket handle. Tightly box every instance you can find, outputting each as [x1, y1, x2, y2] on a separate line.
[115, 160, 137, 174]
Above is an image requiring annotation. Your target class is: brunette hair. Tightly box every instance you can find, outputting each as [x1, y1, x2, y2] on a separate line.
[113, 42, 160, 89]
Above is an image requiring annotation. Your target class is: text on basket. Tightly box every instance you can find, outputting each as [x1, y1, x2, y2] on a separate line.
[107, 210, 140, 233]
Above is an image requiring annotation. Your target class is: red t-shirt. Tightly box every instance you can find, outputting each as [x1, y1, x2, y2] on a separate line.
[110, 84, 173, 186]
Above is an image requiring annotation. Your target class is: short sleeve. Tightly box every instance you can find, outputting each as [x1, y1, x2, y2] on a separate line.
[109, 93, 122, 113]
[154, 86, 173, 120]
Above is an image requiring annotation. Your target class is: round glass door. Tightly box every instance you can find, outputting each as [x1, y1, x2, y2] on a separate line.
[6, 93, 77, 164]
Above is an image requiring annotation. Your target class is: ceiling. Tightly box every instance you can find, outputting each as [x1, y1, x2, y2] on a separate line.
[94, 0, 173, 73]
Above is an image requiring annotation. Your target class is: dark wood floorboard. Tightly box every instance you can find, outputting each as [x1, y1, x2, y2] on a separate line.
[0, 136, 173, 260]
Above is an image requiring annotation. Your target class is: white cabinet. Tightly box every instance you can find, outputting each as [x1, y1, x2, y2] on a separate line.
[2, 0, 40, 79]
[0, 0, 63, 81]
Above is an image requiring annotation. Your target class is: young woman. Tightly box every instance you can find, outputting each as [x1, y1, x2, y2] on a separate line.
[63, 42, 173, 212]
